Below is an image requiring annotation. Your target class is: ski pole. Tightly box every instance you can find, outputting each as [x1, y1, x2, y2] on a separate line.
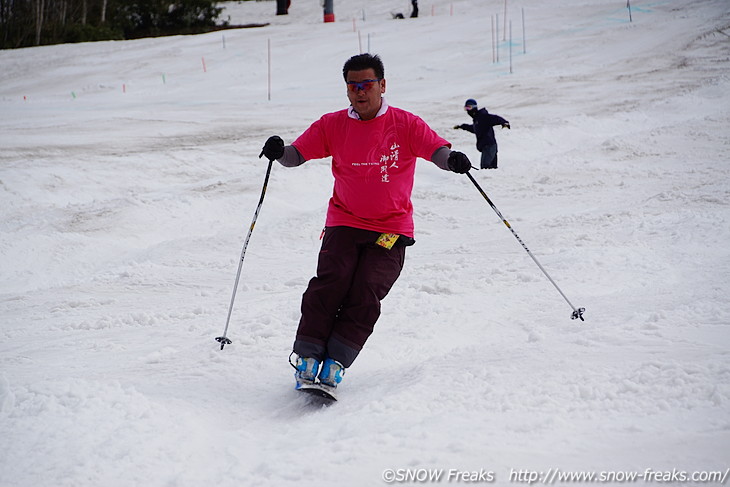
[465, 171, 585, 321]
[216, 155, 275, 350]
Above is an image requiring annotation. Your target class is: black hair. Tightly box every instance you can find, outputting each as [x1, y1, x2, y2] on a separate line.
[342, 53, 385, 80]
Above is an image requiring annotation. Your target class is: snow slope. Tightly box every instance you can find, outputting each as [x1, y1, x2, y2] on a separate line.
[1, 0, 729, 485]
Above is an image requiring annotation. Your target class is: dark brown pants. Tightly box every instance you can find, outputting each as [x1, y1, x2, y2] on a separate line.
[293, 226, 406, 368]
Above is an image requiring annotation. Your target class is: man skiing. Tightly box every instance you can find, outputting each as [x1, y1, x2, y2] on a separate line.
[454, 98, 510, 169]
[260, 53, 472, 398]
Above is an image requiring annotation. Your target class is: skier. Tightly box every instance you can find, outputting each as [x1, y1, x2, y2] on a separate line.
[393, 1, 418, 20]
[453, 98, 510, 169]
[260, 53, 472, 397]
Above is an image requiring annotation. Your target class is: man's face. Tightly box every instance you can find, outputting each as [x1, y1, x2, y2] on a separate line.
[346, 68, 386, 121]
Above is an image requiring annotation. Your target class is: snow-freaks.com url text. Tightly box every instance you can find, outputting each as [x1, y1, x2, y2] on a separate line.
[509, 468, 730, 484]
[381, 467, 730, 484]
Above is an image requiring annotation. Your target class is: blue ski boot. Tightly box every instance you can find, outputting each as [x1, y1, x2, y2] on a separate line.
[318, 358, 345, 390]
[292, 355, 320, 390]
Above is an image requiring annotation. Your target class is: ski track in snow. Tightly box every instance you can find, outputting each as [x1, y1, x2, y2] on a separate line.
[1, 0, 729, 485]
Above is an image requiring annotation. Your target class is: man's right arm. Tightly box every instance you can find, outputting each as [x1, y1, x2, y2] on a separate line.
[260, 135, 306, 166]
[279, 145, 306, 167]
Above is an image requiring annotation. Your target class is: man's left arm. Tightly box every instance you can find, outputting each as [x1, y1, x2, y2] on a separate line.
[406, 114, 471, 173]
[432, 146, 472, 174]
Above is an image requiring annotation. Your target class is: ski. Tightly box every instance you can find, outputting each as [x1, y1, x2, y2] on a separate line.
[297, 383, 337, 402]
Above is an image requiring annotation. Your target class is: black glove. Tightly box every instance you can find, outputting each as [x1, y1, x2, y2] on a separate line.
[260, 135, 284, 161]
[502, 122, 510, 129]
[453, 125, 461, 130]
[447, 151, 472, 174]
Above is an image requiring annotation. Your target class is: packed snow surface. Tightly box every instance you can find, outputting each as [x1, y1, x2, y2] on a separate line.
[1, 0, 729, 485]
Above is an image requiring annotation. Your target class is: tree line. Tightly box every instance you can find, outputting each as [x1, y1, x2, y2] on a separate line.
[0, 0, 227, 49]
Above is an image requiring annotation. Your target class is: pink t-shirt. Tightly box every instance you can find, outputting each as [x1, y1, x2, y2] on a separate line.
[292, 105, 450, 237]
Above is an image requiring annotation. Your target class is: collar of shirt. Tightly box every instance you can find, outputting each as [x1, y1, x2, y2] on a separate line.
[347, 97, 389, 120]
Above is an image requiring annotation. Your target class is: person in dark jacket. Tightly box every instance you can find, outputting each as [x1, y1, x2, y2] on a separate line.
[454, 98, 510, 169]
[410, 0, 419, 17]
